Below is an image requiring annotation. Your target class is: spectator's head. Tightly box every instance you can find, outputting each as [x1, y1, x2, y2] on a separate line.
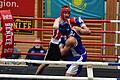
[34, 39, 41, 49]
[60, 5, 70, 20]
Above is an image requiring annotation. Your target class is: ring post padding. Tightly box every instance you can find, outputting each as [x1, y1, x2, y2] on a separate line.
[87, 65, 93, 80]
[118, 57, 120, 69]
[0, 10, 14, 58]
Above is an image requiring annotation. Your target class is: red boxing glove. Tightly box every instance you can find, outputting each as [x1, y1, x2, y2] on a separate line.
[70, 17, 77, 26]
[70, 17, 76, 24]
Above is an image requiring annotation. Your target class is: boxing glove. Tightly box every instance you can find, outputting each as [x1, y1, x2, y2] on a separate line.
[70, 17, 84, 26]
[59, 36, 66, 47]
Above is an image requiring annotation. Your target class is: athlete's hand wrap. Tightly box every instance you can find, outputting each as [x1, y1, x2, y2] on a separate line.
[59, 36, 66, 48]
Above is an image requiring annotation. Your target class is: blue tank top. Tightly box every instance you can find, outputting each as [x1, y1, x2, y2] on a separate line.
[69, 30, 86, 56]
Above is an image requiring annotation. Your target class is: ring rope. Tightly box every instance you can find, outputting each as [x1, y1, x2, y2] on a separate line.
[0, 59, 120, 66]
[14, 17, 55, 21]
[13, 52, 46, 56]
[0, 52, 119, 59]
[14, 28, 120, 34]
[0, 52, 117, 59]
[14, 28, 53, 31]
[14, 40, 120, 46]
[15, 40, 48, 44]
[12, 52, 120, 59]
[0, 59, 119, 79]
[0, 41, 2, 46]
[13, 17, 120, 23]
[88, 55, 119, 59]
[91, 30, 120, 34]
[0, 74, 118, 80]
[0, 28, 2, 32]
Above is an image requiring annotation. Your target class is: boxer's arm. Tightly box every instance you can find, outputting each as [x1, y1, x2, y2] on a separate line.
[74, 26, 91, 35]
[59, 37, 75, 56]
[70, 17, 91, 34]
[53, 18, 60, 29]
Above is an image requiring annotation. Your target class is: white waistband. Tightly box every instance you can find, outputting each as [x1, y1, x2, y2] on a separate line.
[50, 38, 60, 44]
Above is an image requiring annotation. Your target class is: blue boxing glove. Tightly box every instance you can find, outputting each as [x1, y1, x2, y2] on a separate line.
[59, 36, 66, 47]
[75, 17, 84, 26]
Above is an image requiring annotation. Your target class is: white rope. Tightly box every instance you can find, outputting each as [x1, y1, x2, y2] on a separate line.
[110, 20, 120, 23]
[115, 31, 120, 34]
[0, 59, 109, 66]
[118, 56, 120, 59]
[115, 44, 120, 47]
[0, 59, 119, 80]
[0, 74, 117, 80]
[0, 64, 27, 67]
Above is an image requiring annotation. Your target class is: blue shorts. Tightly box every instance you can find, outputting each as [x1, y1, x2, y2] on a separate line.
[65, 53, 87, 76]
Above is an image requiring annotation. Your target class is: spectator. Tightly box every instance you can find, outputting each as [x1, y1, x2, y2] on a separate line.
[26, 39, 46, 66]
[5, 43, 21, 65]
[11, 43, 21, 59]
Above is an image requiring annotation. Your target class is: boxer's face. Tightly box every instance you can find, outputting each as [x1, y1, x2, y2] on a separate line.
[34, 40, 41, 49]
[63, 11, 70, 20]
[61, 7, 70, 20]
[35, 44, 40, 49]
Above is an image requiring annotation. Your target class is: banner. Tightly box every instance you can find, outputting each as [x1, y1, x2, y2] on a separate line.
[45, 0, 105, 19]
[0, 10, 14, 58]
[0, 0, 35, 16]
[14, 17, 33, 35]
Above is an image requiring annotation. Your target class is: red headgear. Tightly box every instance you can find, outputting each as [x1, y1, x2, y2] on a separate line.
[61, 6, 70, 19]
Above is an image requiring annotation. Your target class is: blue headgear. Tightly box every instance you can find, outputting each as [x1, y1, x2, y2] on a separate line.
[59, 22, 71, 35]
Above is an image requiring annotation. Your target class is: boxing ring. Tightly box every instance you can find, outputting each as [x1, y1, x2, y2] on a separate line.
[0, 59, 120, 80]
[0, 10, 120, 80]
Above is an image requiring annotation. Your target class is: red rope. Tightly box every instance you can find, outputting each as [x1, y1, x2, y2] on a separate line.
[12, 52, 119, 59]
[13, 52, 46, 56]
[0, 41, 2, 46]
[14, 28, 53, 31]
[84, 19, 110, 23]
[88, 55, 118, 59]
[14, 40, 115, 46]
[14, 17, 111, 23]
[14, 17, 55, 21]
[91, 30, 116, 33]
[14, 28, 118, 33]
[14, 40, 49, 44]
[83, 43, 115, 46]
[0, 28, 1, 32]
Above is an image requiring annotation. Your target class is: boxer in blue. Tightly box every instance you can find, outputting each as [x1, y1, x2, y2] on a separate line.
[59, 22, 88, 76]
